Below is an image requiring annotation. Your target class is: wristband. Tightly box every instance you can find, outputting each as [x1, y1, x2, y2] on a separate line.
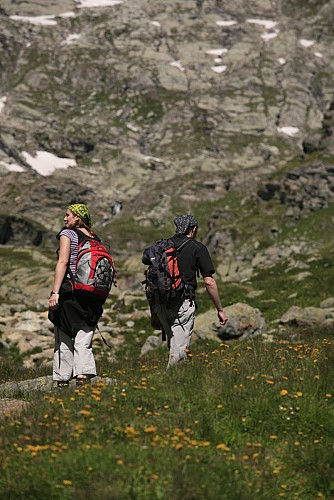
[50, 291, 59, 297]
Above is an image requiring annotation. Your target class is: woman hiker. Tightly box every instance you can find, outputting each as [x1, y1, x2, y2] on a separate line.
[48, 204, 105, 388]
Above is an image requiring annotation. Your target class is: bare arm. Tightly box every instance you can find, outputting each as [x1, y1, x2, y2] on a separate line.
[203, 275, 228, 325]
[49, 236, 70, 309]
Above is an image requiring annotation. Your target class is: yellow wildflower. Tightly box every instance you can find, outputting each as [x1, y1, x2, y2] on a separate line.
[216, 443, 230, 451]
[125, 426, 139, 436]
[79, 410, 90, 416]
[144, 426, 157, 433]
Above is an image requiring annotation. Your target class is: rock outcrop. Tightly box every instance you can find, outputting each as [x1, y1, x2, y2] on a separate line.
[195, 302, 266, 341]
[280, 304, 334, 328]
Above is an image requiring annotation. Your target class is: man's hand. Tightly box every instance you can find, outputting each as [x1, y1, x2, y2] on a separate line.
[218, 309, 228, 326]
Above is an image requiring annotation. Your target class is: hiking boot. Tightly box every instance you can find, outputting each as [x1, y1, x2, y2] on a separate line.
[76, 376, 91, 386]
[53, 381, 70, 389]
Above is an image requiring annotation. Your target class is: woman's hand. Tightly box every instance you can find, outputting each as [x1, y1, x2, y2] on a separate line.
[49, 292, 59, 309]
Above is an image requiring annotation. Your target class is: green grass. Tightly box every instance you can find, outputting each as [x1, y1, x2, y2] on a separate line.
[0, 334, 333, 499]
[0, 248, 41, 278]
[0, 349, 50, 383]
[238, 257, 334, 323]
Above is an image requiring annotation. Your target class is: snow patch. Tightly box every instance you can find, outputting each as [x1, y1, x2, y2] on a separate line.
[277, 126, 299, 137]
[75, 0, 123, 7]
[247, 19, 277, 30]
[216, 20, 237, 27]
[211, 65, 227, 74]
[22, 151, 76, 176]
[10, 15, 58, 26]
[314, 52, 323, 58]
[150, 21, 161, 28]
[205, 48, 228, 56]
[278, 58, 286, 65]
[0, 161, 25, 173]
[0, 96, 7, 113]
[10, 12, 75, 26]
[300, 39, 315, 48]
[60, 12, 76, 18]
[170, 60, 185, 72]
[261, 31, 279, 41]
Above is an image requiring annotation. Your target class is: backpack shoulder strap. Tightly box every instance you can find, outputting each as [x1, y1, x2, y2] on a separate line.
[173, 237, 192, 252]
[72, 227, 101, 244]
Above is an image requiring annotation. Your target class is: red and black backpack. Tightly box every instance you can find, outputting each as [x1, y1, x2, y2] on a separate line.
[69, 229, 117, 302]
[142, 238, 191, 303]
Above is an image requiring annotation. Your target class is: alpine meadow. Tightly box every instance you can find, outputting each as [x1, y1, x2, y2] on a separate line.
[0, 0, 334, 498]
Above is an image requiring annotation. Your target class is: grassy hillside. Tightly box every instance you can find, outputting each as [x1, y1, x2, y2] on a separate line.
[0, 333, 333, 499]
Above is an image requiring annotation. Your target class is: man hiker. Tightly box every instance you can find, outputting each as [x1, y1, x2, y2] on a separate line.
[142, 214, 228, 368]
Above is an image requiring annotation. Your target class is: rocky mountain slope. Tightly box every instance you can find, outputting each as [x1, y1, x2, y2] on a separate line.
[1, 0, 334, 332]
